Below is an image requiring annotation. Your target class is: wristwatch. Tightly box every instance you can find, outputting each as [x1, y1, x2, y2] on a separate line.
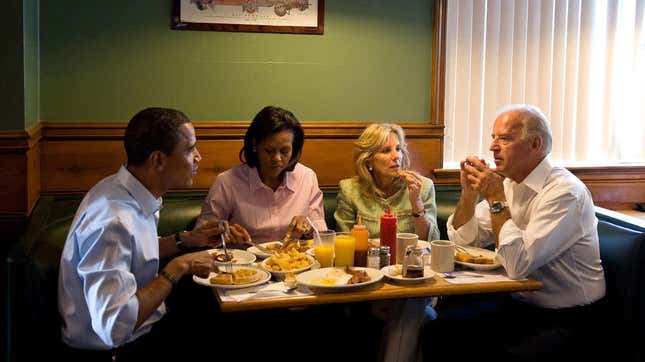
[489, 201, 508, 214]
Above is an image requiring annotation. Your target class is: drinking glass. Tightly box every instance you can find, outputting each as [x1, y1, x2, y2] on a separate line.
[314, 230, 335, 267]
[334, 232, 356, 267]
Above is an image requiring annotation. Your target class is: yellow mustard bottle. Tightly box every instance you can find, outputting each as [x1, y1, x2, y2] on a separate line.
[352, 216, 370, 267]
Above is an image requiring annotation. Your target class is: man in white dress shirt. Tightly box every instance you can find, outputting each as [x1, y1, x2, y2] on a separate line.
[58, 108, 240, 361]
[431, 104, 605, 360]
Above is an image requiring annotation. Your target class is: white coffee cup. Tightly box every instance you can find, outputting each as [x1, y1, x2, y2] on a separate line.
[396, 233, 419, 264]
[430, 240, 455, 272]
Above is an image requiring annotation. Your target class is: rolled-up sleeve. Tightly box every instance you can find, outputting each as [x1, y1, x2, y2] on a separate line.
[76, 221, 139, 347]
[446, 200, 494, 248]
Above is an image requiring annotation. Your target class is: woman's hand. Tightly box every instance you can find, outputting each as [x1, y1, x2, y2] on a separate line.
[285, 215, 313, 241]
[399, 170, 424, 205]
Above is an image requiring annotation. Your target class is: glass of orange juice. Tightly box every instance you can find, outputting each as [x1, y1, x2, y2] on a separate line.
[334, 232, 356, 267]
[314, 230, 335, 268]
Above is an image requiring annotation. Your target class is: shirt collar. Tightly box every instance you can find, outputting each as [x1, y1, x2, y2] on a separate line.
[247, 164, 296, 192]
[519, 157, 552, 193]
[116, 165, 162, 217]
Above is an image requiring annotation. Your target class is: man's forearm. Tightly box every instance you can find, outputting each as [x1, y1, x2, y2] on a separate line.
[452, 196, 477, 229]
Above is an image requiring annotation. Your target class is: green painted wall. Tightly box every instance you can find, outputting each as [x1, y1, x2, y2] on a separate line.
[39, 0, 434, 123]
[0, 0, 39, 131]
[1, 0, 26, 130]
[23, 0, 40, 130]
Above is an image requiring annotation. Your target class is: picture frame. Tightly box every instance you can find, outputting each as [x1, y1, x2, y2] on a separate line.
[172, 0, 324, 35]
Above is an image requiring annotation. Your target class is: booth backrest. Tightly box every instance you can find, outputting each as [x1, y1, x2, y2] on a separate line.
[595, 210, 645, 360]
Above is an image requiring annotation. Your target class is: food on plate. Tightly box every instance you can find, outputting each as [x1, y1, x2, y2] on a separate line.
[264, 248, 312, 271]
[388, 264, 403, 276]
[209, 268, 262, 285]
[265, 242, 281, 251]
[214, 251, 236, 263]
[345, 266, 371, 284]
[455, 250, 495, 264]
[310, 277, 337, 286]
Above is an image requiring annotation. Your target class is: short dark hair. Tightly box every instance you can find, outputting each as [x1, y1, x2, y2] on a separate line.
[239, 106, 304, 172]
[124, 107, 191, 166]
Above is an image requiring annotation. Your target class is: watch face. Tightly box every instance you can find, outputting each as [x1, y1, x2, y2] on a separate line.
[491, 201, 504, 213]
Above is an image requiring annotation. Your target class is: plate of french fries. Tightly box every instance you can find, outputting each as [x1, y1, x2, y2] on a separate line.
[259, 246, 316, 280]
[453, 246, 501, 270]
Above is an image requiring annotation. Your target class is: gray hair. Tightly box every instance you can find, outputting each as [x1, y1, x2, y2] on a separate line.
[495, 104, 552, 157]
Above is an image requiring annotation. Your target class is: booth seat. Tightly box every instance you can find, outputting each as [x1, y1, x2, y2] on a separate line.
[6, 187, 644, 360]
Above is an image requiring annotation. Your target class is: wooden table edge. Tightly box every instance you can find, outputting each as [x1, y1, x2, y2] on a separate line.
[214, 276, 543, 313]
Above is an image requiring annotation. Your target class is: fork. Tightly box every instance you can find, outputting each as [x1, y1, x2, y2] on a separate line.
[220, 224, 233, 274]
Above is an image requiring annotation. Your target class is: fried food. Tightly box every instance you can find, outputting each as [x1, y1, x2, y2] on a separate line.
[345, 266, 371, 284]
[264, 248, 312, 271]
[209, 268, 262, 285]
[455, 251, 495, 264]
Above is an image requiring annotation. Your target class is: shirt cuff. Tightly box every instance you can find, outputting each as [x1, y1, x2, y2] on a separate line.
[497, 218, 521, 247]
[446, 213, 478, 243]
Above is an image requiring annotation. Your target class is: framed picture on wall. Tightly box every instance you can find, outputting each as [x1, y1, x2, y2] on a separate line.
[172, 0, 324, 34]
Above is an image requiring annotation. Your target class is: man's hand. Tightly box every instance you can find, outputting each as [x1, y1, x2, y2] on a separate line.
[168, 250, 219, 279]
[462, 156, 505, 201]
[182, 221, 253, 249]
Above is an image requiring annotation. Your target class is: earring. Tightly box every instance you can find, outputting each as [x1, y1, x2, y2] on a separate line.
[368, 166, 373, 172]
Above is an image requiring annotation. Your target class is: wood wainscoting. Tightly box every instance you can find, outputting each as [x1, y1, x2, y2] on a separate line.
[38, 122, 444, 192]
[0, 126, 41, 242]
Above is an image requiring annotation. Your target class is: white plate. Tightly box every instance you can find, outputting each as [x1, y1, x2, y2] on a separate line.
[296, 267, 384, 292]
[381, 264, 436, 284]
[246, 241, 282, 259]
[453, 246, 501, 270]
[208, 248, 256, 266]
[192, 265, 270, 289]
[260, 254, 316, 280]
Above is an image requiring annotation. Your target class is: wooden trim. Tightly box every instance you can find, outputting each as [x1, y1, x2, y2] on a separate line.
[431, 0, 446, 128]
[433, 167, 645, 209]
[0, 123, 41, 151]
[41, 121, 444, 139]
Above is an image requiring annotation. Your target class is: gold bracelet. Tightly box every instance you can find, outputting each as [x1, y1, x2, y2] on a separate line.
[159, 269, 178, 287]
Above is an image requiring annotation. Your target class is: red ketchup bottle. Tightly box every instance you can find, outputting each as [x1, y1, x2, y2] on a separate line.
[379, 206, 397, 265]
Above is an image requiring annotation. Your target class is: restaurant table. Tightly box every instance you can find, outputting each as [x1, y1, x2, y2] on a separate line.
[211, 272, 543, 313]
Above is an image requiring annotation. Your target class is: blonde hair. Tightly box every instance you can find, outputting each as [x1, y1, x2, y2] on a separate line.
[353, 123, 410, 198]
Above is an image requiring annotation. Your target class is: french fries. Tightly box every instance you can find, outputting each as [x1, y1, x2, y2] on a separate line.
[264, 246, 312, 271]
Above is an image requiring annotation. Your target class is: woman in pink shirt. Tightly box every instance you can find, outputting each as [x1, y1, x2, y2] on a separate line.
[196, 106, 327, 243]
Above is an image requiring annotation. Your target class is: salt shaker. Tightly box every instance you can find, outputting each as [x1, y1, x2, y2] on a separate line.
[367, 247, 381, 269]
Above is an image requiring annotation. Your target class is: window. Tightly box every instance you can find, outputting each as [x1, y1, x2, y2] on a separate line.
[444, 0, 645, 167]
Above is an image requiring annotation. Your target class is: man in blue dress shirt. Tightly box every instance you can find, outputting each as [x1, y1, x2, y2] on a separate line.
[58, 107, 237, 361]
